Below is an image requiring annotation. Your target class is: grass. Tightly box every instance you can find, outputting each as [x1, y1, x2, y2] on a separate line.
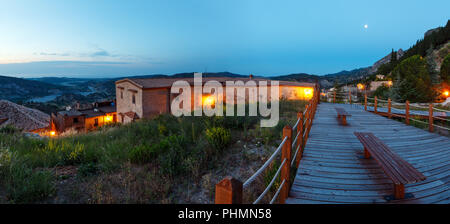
[0, 99, 307, 203]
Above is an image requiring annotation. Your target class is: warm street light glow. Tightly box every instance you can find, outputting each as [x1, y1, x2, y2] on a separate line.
[105, 115, 112, 122]
[202, 95, 215, 106]
[303, 88, 313, 99]
[357, 83, 364, 90]
[387, 81, 393, 87]
[444, 91, 449, 97]
[50, 131, 56, 136]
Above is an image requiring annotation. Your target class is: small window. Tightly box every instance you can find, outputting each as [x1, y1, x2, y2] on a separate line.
[73, 118, 79, 124]
[132, 94, 136, 104]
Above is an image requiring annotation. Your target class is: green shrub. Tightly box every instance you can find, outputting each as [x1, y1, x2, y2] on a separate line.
[0, 125, 20, 134]
[129, 144, 162, 164]
[5, 163, 55, 203]
[205, 127, 231, 152]
[78, 162, 99, 177]
[0, 148, 13, 178]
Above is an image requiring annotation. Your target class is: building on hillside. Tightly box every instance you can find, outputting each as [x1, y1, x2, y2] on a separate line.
[51, 100, 117, 134]
[115, 74, 317, 124]
[369, 81, 393, 91]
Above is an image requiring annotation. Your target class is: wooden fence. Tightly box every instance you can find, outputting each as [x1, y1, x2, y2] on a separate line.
[328, 90, 450, 132]
[364, 95, 450, 132]
[215, 84, 320, 204]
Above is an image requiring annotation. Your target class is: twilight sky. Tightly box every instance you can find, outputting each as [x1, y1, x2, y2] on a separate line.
[0, 0, 449, 78]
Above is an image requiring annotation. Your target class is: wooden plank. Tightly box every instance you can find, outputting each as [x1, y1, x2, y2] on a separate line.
[287, 102, 450, 204]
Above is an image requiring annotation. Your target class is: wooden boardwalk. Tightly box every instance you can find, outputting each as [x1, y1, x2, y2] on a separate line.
[286, 103, 450, 204]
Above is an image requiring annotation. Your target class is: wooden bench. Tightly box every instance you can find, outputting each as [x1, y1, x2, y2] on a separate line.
[354, 132, 426, 200]
[334, 107, 351, 125]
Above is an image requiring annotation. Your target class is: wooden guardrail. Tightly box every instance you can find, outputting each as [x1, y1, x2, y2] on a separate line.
[328, 90, 449, 133]
[364, 94, 450, 132]
[215, 85, 320, 204]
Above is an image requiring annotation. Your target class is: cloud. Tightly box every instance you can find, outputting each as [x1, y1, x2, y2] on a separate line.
[0, 60, 158, 78]
[90, 49, 111, 57]
[37, 47, 117, 59]
[38, 52, 71, 57]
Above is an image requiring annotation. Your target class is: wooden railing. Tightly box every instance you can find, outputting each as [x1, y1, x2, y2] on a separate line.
[327, 90, 449, 133]
[364, 95, 450, 132]
[215, 85, 320, 204]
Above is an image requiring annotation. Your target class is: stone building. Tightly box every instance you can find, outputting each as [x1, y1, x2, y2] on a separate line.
[51, 101, 117, 134]
[115, 75, 317, 124]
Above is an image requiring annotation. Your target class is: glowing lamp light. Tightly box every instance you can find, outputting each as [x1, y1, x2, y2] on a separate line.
[202, 95, 215, 106]
[303, 88, 313, 99]
[105, 116, 112, 122]
[444, 91, 449, 97]
[357, 83, 364, 90]
[50, 131, 56, 136]
[387, 81, 393, 87]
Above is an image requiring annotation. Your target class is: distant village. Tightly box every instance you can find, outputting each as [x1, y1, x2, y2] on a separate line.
[1, 74, 319, 137]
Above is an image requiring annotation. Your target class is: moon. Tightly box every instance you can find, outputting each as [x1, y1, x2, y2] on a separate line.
[364, 24, 368, 29]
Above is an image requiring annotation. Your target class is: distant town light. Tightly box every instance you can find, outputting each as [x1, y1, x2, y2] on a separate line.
[202, 95, 215, 106]
[105, 115, 112, 122]
[303, 88, 313, 99]
[357, 83, 364, 90]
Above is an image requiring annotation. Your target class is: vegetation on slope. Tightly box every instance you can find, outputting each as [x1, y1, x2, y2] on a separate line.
[0, 100, 306, 203]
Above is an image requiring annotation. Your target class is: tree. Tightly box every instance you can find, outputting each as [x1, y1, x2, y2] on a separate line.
[391, 55, 435, 102]
[373, 85, 391, 100]
[440, 53, 450, 84]
[390, 49, 397, 64]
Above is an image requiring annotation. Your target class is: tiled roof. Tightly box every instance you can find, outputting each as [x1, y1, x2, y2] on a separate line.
[123, 111, 139, 119]
[116, 77, 316, 89]
[58, 110, 83, 116]
[98, 105, 116, 113]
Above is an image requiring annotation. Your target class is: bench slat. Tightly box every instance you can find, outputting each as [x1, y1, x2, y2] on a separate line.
[356, 133, 422, 184]
[354, 132, 426, 185]
[367, 135, 426, 182]
[362, 135, 415, 184]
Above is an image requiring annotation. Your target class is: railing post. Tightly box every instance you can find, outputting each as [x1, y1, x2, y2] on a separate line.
[215, 176, 243, 204]
[374, 96, 378, 113]
[405, 100, 410, 125]
[349, 90, 351, 104]
[388, 98, 392, 119]
[333, 91, 336, 104]
[429, 104, 434, 132]
[280, 126, 292, 204]
[295, 112, 303, 168]
[364, 93, 367, 111]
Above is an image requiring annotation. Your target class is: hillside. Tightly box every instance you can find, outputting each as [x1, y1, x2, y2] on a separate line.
[0, 75, 65, 102]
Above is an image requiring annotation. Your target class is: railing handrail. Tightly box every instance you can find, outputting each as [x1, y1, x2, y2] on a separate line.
[243, 136, 288, 188]
[253, 158, 286, 204]
[329, 91, 449, 133]
[215, 84, 320, 204]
